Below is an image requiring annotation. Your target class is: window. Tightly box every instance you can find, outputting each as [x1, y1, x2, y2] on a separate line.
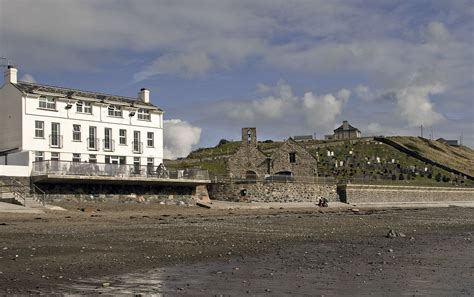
[76, 101, 92, 114]
[35, 121, 44, 138]
[137, 109, 151, 120]
[289, 152, 296, 163]
[133, 131, 141, 153]
[89, 154, 97, 163]
[133, 157, 141, 173]
[35, 151, 44, 162]
[88, 126, 98, 150]
[72, 153, 81, 163]
[147, 158, 154, 175]
[51, 152, 60, 170]
[39, 96, 56, 110]
[108, 105, 122, 117]
[147, 132, 154, 147]
[50, 122, 61, 148]
[73, 124, 81, 141]
[119, 129, 127, 145]
[104, 128, 113, 151]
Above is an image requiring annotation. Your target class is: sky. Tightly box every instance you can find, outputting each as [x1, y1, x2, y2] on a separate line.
[1, 0, 473, 158]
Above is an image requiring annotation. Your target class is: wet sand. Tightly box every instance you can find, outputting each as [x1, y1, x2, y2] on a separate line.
[0, 202, 473, 295]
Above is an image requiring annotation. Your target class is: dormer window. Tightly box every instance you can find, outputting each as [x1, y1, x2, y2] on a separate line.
[137, 108, 151, 120]
[39, 96, 56, 110]
[77, 101, 92, 114]
[108, 105, 122, 117]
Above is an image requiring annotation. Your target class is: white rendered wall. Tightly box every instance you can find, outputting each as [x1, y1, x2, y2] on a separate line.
[0, 83, 23, 152]
[0, 165, 30, 177]
[21, 95, 163, 167]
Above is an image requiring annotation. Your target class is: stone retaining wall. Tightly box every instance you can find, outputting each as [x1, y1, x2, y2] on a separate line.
[209, 182, 337, 203]
[38, 183, 198, 206]
[338, 184, 474, 203]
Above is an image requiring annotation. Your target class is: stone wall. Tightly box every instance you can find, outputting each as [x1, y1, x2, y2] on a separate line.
[338, 184, 474, 203]
[37, 183, 198, 205]
[209, 181, 337, 203]
[271, 139, 318, 176]
[227, 145, 269, 179]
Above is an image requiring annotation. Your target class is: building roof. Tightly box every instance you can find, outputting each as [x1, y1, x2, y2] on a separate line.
[334, 122, 360, 133]
[12, 81, 162, 111]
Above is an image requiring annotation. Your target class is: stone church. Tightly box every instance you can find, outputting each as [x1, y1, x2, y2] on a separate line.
[227, 128, 318, 179]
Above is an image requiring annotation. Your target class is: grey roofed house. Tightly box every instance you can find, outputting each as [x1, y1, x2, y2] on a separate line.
[333, 120, 361, 140]
[12, 81, 162, 110]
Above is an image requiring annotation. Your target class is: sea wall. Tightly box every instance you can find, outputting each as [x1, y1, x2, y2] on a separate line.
[209, 181, 337, 203]
[37, 183, 202, 206]
[338, 184, 474, 203]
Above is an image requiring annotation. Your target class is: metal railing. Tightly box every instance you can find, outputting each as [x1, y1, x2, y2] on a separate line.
[87, 138, 100, 151]
[31, 160, 210, 181]
[212, 174, 336, 185]
[49, 135, 63, 148]
[132, 141, 143, 153]
[8, 178, 27, 206]
[103, 139, 115, 152]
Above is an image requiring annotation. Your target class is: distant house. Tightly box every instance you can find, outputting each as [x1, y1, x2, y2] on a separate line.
[226, 128, 317, 179]
[293, 135, 313, 142]
[436, 138, 459, 146]
[333, 121, 361, 140]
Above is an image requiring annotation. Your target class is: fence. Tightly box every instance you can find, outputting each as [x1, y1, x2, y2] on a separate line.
[31, 160, 209, 181]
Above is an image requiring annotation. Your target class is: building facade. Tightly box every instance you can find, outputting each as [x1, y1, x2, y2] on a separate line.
[227, 128, 318, 179]
[333, 121, 361, 140]
[0, 66, 164, 170]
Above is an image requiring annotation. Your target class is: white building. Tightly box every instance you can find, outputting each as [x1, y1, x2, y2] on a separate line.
[0, 66, 164, 172]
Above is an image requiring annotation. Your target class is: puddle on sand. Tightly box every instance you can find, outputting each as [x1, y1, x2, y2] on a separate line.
[58, 242, 473, 296]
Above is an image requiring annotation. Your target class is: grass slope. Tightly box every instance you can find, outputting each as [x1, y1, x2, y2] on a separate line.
[388, 137, 474, 177]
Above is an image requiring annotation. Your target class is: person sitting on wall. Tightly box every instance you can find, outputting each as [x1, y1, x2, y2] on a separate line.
[318, 197, 328, 207]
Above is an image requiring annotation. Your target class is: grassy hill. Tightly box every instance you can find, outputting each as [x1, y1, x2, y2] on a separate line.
[387, 137, 474, 177]
[165, 136, 473, 186]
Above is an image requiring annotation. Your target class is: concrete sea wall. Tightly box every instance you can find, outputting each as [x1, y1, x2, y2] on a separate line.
[338, 184, 474, 203]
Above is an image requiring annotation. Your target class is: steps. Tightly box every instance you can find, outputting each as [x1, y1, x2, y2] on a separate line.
[0, 177, 46, 208]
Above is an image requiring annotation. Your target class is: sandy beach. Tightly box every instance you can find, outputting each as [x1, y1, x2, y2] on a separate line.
[0, 202, 473, 295]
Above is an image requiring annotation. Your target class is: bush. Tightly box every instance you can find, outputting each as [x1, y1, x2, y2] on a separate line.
[435, 173, 442, 182]
[398, 173, 405, 180]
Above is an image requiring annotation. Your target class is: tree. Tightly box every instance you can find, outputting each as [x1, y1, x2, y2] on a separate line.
[435, 172, 442, 182]
[217, 139, 229, 147]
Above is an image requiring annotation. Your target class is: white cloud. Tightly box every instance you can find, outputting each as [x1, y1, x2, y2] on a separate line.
[20, 73, 36, 83]
[163, 119, 201, 159]
[396, 83, 445, 127]
[212, 80, 349, 131]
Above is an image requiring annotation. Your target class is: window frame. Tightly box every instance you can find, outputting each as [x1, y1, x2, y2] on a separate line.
[108, 105, 123, 117]
[38, 96, 56, 110]
[119, 129, 127, 145]
[137, 108, 151, 121]
[72, 153, 81, 163]
[72, 124, 81, 142]
[289, 152, 297, 164]
[35, 121, 44, 138]
[76, 100, 92, 114]
[147, 132, 154, 147]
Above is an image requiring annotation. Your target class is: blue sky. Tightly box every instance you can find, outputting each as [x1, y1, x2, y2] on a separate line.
[1, 0, 473, 157]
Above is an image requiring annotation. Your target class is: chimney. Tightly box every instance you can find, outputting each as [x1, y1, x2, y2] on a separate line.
[342, 120, 349, 130]
[138, 88, 150, 103]
[4, 65, 17, 84]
